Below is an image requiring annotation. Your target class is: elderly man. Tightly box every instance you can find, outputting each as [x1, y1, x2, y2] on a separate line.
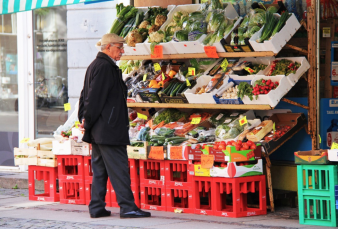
[78, 33, 151, 219]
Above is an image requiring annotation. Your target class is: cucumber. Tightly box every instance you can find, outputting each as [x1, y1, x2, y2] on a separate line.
[170, 83, 182, 97]
[162, 81, 175, 95]
[168, 82, 179, 95]
[176, 83, 186, 96]
[165, 137, 187, 142]
[169, 138, 188, 145]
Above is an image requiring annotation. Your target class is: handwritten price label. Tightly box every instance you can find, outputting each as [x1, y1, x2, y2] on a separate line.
[204, 46, 219, 58]
[64, 103, 71, 111]
[331, 142, 338, 150]
[148, 146, 164, 160]
[170, 146, 183, 160]
[221, 58, 228, 71]
[239, 116, 247, 126]
[186, 78, 191, 87]
[20, 138, 30, 143]
[154, 63, 161, 72]
[191, 117, 201, 124]
[143, 74, 147, 81]
[151, 45, 163, 59]
[201, 154, 214, 169]
[137, 113, 148, 120]
[162, 72, 165, 80]
[188, 67, 195, 76]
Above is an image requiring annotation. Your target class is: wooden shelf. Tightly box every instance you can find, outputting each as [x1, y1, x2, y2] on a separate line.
[127, 103, 272, 110]
[121, 51, 275, 60]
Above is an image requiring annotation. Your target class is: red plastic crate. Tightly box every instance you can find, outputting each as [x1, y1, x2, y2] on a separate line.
[28, 165, 59, 202]
[139, 160, 165, 187]
[59, 180, 85, 205]
[84, 179, 112, 207]
[140, 186, 166, 211]
[57, 155, 84, 182]
[83, 156, 92, 183]
[212, 175, 267, 218]
[165, 160, 192, 189]
[192, 176, 214, 215]
[111, 184, 140, 208]
[165, 187, 194, 214]
[128, 159, 139, 183]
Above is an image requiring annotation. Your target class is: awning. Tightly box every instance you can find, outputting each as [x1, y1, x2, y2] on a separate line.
[1, 0, 111, 15]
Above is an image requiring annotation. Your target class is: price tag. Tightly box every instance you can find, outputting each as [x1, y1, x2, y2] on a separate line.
[64, 103, 71, 111]
[319, 134, 322, 144]
[75, 121, 81, 128]
[221, 58, 228, 71]
[162, 72, 165, 80]
[143, 74, 147, 81]
[201, 154, 214, 169]
[154, 63, 161, 72]
[148, 146, 164, 160]
[323, 27, 331, 38]
[332, 64, 338, 78]
[191, 117, 201, 124]
[186, 78, 191, 87]
[137, 113, 148, 120]
[170, 146, 183, 160]
[151, 45, 163, 59]
[204, 46, 219, 58]
[245, 67, 255, 74]
[239, 116, 247, 126]
[188, 67, 195, 76]
[20, 138, 30, 143]
[273, 122, 276, 134]
[331, 142, 338, 150]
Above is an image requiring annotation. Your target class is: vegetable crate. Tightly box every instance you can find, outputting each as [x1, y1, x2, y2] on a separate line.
[165, 187, 194, 214]
[294, 150, 329, 165]
[210, 159, 264, 178]
[56, 155, 85, 182]
[328, 149, 338, 162]
[140, 186, 167, 211]
[212, 175, 267, 218]
[139, 159, 166, 188]
[213, 95, 244, 105]
[28, 165, 59, 202]
[165, 160, 192, 189]
[59, 180, 86, 205]
[186, 143, 210, 161]
[192, 176, 214, 215]
[208, 145, 261, 162]
[127, 141, 148, 159]
[184, 75, 217, 104]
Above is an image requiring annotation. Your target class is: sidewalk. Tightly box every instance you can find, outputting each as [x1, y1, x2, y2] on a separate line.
[0, 170, 326, 229]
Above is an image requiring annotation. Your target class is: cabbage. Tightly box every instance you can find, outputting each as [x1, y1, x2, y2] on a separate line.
[207, 11, 225, 33]
[174, 30, 189, 41]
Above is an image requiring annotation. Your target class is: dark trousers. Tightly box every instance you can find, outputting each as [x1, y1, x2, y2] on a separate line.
[89, 143, 138, 215]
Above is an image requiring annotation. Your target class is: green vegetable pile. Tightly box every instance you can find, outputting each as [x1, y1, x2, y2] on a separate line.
[119, 60, 141, 74]
[215, 114, 251, 140]
[237, 82, 254, 101]
[130, 142, 144, 147]
[250, 64, 267, 74]
[152, 109, 187, 125]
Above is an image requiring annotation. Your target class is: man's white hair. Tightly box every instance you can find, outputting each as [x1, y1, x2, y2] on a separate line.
[101, 44, 108, 51]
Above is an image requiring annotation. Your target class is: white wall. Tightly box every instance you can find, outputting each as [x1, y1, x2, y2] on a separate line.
[67, 0, 129, 115]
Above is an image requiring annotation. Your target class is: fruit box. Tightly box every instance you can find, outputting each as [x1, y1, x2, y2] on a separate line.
[127, 141, 148, 159]
[295, 150, 328, 165]
[186, 143, 210, 161]
[210, 159, 263, 178]
[158, 79, 190, 104]
[328, 149, 338, 162]
[52, 140, 90, 156]
[14, 148, 38, 166]
[260, 113, 307, 155]
[137, 88, 162, 103]
[208, 144, 261, 162]
[37, 151, 57, 167]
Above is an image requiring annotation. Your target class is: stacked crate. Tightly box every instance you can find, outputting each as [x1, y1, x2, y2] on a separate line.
[297, 165, 338, 227]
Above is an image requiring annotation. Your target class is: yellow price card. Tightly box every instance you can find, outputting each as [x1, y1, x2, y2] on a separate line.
[273, 123, 276, 134]
[221, 58, 229, 71]
[319, 135, 322, 144]
[186, 78, 191, 87]
[191, 117, 201, 124]
[137, 113, 148, 120]
[154, 63, 161, 72]
[331, 142, 338, 149]
[239, 116, 247, 126]
[20, 138, 30, 143]
[143, 74, 147, 81]
[64, 103, 71, 111]
[75, 121, 81, 128]
[188, 67, 195, 76]
[162, 72, 165, 80]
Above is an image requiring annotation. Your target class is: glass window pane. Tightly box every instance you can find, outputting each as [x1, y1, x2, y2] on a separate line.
[33, 7, 68, 138]
[0, 14, 18, 166]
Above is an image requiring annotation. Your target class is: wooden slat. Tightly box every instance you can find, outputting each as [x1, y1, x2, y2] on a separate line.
[127, 103, 272, 110]
[121, 51, 275, 60]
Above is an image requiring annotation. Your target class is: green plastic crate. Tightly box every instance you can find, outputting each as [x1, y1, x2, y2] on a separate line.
[299, 195, 338, 227]
[297, 165, 338, 197]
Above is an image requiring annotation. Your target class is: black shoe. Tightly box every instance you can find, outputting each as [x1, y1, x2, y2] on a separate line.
[120, 209, 151, 218]
[90, 209, 111, 218]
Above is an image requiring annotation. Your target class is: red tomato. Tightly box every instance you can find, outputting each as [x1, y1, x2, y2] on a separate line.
[247, 141, 254, 146]
[250, 144, 257, 150]
[235, 146, 241, 151]
[232, 142, 237, 146]
[240, 147, 245, 151]
[242, 145, 249, 150]
[237, 140, 242, 145]
[219, 144, 226, 151]
[220, 141, 226, 145]
[213, 144, 219, 150]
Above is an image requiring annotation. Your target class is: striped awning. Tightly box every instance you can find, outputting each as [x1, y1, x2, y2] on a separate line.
[1, 0, 110, 15]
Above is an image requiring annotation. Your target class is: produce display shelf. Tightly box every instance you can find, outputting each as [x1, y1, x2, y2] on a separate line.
[127, 103, 272, 110]
[120, 51, 275, 60]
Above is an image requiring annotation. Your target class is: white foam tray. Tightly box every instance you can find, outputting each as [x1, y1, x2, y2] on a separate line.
[249, 13, 300, 54]
[241, 75, 293, 107]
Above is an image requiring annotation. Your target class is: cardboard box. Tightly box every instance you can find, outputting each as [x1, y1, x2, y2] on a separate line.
[328, 149, 338, 162]
[192, 164, 211, 177]
[208, 145, 261, 162]
[137, 88, 162, 103]
[186, 143, 209, 161]
[14, 148, 38, 166]
[295, 150, 329, 164]
[184, 75, 219, 104]
[52, 140, 90, 156]
[127, 141, 147, 159]
[37, 151, 57, 167]
[210, 159, 263, 178]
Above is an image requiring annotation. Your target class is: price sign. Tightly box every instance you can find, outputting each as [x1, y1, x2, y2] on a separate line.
[162, 72, 165, 80]
[273, 122, 276, 134]
[148, 146, 164, 160]
[332, 63, 338, 81]
[64, 103, 71, 111]
[221, 58, 228, 71]
[75, 121, 81, 128]
[170, 146, 183, 160]
[245, 67, 255, 74]
[151, 45, 163, 59]
[319, 134, 322, 144]
[204, 46, 219, 58]
[186, 78, 191, 87]
[137, 113, 148, 120]
[201, 154, 214, 169]
[143, 74, 147, 81]
[331, 142, 338, 150]
[323, 27, 331, 38]
[188, 67, 196, 76]
[239, 116, 247, 126]
[191, 117, 201, 124]
[20, 138, 30, 143]
[154, 63, 161, 72]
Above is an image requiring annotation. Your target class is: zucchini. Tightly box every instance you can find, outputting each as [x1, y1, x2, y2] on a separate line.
[176, 83, 186, 96]
[168, 82, 179, 95]
[165, 137, 187, 142]
[170, 83, 182, 97]
[162, 81, 175, 95]
[169, 138, 188, 145]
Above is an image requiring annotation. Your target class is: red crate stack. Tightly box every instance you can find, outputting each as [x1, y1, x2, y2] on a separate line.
[165, 160, 194, 213]
[57, 155, 85, 205]
[212, 175, 267, 218]
[139, 159, 166, 211]
[192, 176, 214, 215]
[28, 165, 59, 202]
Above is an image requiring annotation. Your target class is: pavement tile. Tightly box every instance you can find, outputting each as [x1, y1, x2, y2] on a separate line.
[241, 218, 324, 228]
[95, 217, 187, 227]
[145, 221, 251, 229]
[0, 195, 15, 199]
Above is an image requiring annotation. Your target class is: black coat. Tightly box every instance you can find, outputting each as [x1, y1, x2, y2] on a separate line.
[78, 52, 130, 145]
